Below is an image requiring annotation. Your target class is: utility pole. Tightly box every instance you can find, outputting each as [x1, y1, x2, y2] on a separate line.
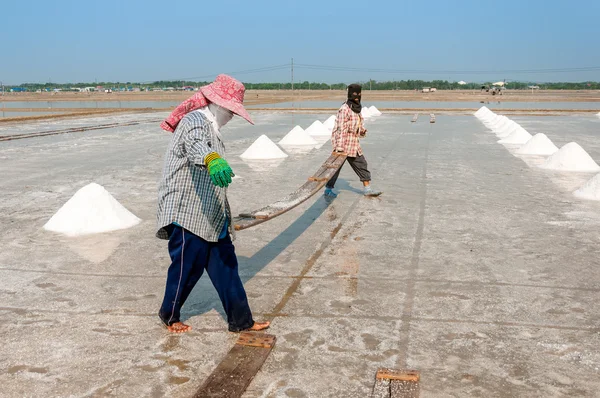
[1, 81, 4, 118]
[291, 58, 295, 125]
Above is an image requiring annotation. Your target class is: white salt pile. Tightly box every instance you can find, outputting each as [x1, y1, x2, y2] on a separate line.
[240, 134, 288, 159]
[574, 173, 600, 200]
[361, 107, 373, 118]
[369, 106, 382, 116]
[498, 127, 533, 144]
[496, 122, 522, 138]
[539, 142, 600, 172]
[323, 115, 336, 131]
[279, 126, 318, 146]
[305, 120, 331, 137]
[483, 115, 501, 126]
[480, 111, 497, 120]
[491, 117, 512, 132]
[474, 106, 491, 118]
[43, 183, 141, 237]
[516, 133, 559, 155]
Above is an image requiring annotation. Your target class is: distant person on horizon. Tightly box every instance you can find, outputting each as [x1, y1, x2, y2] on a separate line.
[155, 74, 270, 334]
[324, 84, 382, 198]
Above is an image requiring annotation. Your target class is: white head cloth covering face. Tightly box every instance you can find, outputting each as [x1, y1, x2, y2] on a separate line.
[208, 103, 234, 129]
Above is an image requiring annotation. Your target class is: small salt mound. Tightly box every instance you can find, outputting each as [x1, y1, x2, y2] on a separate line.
[498, 128, 532, 144]
[279, 126, 318, 146]
[480, 111, 496, 120]
[323, 115, 336, 131]
[516, 133, 559, 155]
[496, 123, 521, 138]
[540, 142, 600, 172]
[574, 173, 600, 200]
[43, 183, 141, 237]
[474, 106, 491, 118]
[491, 117, 512, 132]
[305, 120, 331, 137]
[361, 107, 373, 118]
[240, 134, 288, 160]
[483, 115, 501, 125]
[369, 106, 382, 116]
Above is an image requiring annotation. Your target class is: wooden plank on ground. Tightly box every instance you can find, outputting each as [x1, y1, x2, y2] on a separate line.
[233, 152, 346, 230]
[371, 368, 420, 398]
[194, 333, 276, 398]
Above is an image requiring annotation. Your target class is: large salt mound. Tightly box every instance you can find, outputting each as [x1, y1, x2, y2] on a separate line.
[305, 120, 331, 137]
[539, 142, 600, 171]
[43, 183, 141, 237]
[279, 126, 318, 146]
[240, 134, 288, 160]
[323, 115, 336, 131]
[516, 133, 559, 155]
[498, 128, 532, 144]
[574, 173, 600, 200]
[369, 106, 382, 116]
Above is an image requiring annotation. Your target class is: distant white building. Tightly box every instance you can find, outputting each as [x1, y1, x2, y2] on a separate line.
[457, 81, 467, 85]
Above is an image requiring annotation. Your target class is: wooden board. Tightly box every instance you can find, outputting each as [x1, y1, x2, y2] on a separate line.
[233, 152, 347, 231]
[194, 333, 276, 398]
[371, 368, 420, 398]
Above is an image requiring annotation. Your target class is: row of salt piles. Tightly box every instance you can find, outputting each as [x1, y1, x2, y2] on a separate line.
[475, 106, 600, 200]
[239, 115, 336, 160]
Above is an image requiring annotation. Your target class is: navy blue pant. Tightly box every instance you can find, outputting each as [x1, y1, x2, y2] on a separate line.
[158, 225, 254, 332]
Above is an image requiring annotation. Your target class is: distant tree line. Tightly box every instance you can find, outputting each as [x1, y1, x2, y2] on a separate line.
[4, 79, 600, 92]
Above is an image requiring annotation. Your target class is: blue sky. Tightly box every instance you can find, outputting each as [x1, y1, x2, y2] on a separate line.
[2, 0, 599, 84]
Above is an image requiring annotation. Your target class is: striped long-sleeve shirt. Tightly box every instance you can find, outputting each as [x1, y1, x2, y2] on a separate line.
[331, 103, 366, 157]
[156, 110, 232, 241]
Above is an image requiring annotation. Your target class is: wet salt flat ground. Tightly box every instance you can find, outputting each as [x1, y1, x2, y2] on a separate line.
[1, 111, 600, 397]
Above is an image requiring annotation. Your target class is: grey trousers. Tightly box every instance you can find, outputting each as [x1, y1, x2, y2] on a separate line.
[326, 155, 371, 189]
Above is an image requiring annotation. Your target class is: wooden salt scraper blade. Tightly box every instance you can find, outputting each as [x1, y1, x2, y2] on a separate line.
[233, 152, 347, 230]
[371, 368, 420, 398]
[194, 332, 276, 398]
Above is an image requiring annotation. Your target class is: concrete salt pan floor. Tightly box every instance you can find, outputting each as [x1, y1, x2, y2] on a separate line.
[0, 112, 599, 397]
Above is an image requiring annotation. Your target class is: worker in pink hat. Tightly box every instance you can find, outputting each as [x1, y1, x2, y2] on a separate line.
[156, 74, 270, 333]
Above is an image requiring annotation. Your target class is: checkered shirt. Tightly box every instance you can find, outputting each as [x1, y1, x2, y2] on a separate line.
[156, 111, 232, 241]
[331, 103, 366, 157]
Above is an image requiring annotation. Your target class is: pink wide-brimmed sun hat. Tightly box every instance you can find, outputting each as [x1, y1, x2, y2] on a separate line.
[200, 74, 254, 125]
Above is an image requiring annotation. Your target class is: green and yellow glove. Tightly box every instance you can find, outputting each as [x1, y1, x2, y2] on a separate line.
[204, 152, 234, 188]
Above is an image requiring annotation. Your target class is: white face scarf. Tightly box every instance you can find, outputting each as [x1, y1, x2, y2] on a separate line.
[208, 103, 234, 129]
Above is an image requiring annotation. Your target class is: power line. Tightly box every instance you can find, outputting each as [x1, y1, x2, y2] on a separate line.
[293, 63, 600, 75]
[140, 64, 291, 83]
